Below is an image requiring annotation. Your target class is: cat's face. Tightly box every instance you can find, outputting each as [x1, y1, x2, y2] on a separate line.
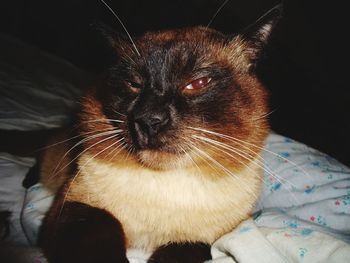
[81, 13, 278, 170]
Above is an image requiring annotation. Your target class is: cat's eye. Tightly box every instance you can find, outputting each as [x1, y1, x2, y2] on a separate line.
[125, 80, 142, 94]
[182, 77, 212, 94]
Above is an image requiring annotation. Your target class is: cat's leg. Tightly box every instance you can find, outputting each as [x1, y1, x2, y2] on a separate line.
[39, 201, 129, 263]
[148, 242, 212, 263]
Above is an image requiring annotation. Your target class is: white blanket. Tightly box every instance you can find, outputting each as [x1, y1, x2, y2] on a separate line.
[210, 217, 350, 263]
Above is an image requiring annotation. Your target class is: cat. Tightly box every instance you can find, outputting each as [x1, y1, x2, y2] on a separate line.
[38, 5, 281, 263]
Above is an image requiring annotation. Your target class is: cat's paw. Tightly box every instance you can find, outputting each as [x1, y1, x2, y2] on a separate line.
[148, 242, 211, 263]
[39, 202, 129, 263]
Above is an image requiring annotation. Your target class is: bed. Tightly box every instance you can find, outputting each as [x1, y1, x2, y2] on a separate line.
[1, 34, 349, 263]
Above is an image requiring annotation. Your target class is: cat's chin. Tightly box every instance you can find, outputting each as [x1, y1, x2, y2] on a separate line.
[137, 149, 192, 170]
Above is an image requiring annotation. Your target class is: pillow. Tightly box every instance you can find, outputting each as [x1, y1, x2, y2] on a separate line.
[0, 34, 89, 131]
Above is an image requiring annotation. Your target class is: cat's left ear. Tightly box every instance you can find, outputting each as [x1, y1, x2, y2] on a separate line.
[90, 22, 123, 50]
[231, 4, 282, 70]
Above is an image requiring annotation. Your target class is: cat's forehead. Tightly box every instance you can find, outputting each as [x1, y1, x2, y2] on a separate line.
[136, 27, 228, 56]
[117, 27, 232, 74]
[140, 26, 226, 44]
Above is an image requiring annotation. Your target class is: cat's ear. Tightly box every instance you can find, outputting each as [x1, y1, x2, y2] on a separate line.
[230, 4, 282, 71]
[243, 4, 282, 50]
[92, 21, 136, 54]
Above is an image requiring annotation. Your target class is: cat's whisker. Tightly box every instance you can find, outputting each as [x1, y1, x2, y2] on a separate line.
[106, 138, 127, 162]
[193, 134, 298, 189]
[191, 135, 261, 178]
[192, 135, 300, 205]
[117, 142, 132, 163]
[51, 132, 121, 180]
[111, 142, 129, 162]
[112, 110, 126, 117]
[50, 130, 122, 179]
[93, 137, 124, 166]
[125, 144, 134, 161]
[120, 52, 138, 66]
[58, 132, 122, 218]
[226, 143, 298, 192]
[191, 136, 268, 209]
[36, 127, 116, 152]
[190, 126, 317, 205]
[251, 108, 277, 121]
[182, 138, 224, 176]
[81, 118, 125, 124]
[189, 140, 259, 200]
[188, 126, 314, 183]
[99, 0, 141, 57]
[178, 143, 202, 173]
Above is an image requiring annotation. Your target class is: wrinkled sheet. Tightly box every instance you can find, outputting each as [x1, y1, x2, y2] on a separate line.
[209, 133, 350, 262]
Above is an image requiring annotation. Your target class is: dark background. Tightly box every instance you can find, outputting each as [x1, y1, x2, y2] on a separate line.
[0, 0, 349, 166]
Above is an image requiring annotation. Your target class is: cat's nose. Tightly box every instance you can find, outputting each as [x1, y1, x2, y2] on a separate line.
[135, 113, 169, 136]
[133, 112, 169, 148]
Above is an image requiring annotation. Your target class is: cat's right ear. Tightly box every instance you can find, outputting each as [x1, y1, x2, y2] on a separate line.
[229, 4, 282, 71]
[242, 4, 282, 52]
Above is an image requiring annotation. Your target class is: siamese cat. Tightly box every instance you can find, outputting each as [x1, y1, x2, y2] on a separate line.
[38, 5, 281, 263]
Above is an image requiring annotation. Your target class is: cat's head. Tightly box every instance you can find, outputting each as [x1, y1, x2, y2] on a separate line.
[80, 6, 280, 171]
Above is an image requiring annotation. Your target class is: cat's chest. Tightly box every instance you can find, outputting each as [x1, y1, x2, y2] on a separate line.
[68, 154, 261, 251]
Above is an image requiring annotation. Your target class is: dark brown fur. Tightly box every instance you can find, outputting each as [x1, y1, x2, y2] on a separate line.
[39, 202, 128, 263]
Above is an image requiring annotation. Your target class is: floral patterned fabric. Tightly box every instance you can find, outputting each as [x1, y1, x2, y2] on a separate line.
[258, 133, 350, 240]
[210, 133, 350, 262]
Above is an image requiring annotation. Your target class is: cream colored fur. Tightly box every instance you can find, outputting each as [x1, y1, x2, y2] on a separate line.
[64, 153, 263, 252]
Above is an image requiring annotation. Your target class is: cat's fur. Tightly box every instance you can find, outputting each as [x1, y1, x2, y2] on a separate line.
[39, 6, 280, 263]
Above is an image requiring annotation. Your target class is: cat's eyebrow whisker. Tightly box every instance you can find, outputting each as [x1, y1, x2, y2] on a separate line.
[188, 126, 314, 183]
[207, 0, 230, 28]
[120, 51, 138, 66]
[50, 130, 122, 179]
[99, 0, 141, 57]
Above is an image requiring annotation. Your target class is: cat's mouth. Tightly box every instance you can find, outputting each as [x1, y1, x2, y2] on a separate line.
[137, 149, 192, 170]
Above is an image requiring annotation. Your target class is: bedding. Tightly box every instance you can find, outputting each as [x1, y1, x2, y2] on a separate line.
[1, 133, 349, 263]
[1, 34, 349, 263]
